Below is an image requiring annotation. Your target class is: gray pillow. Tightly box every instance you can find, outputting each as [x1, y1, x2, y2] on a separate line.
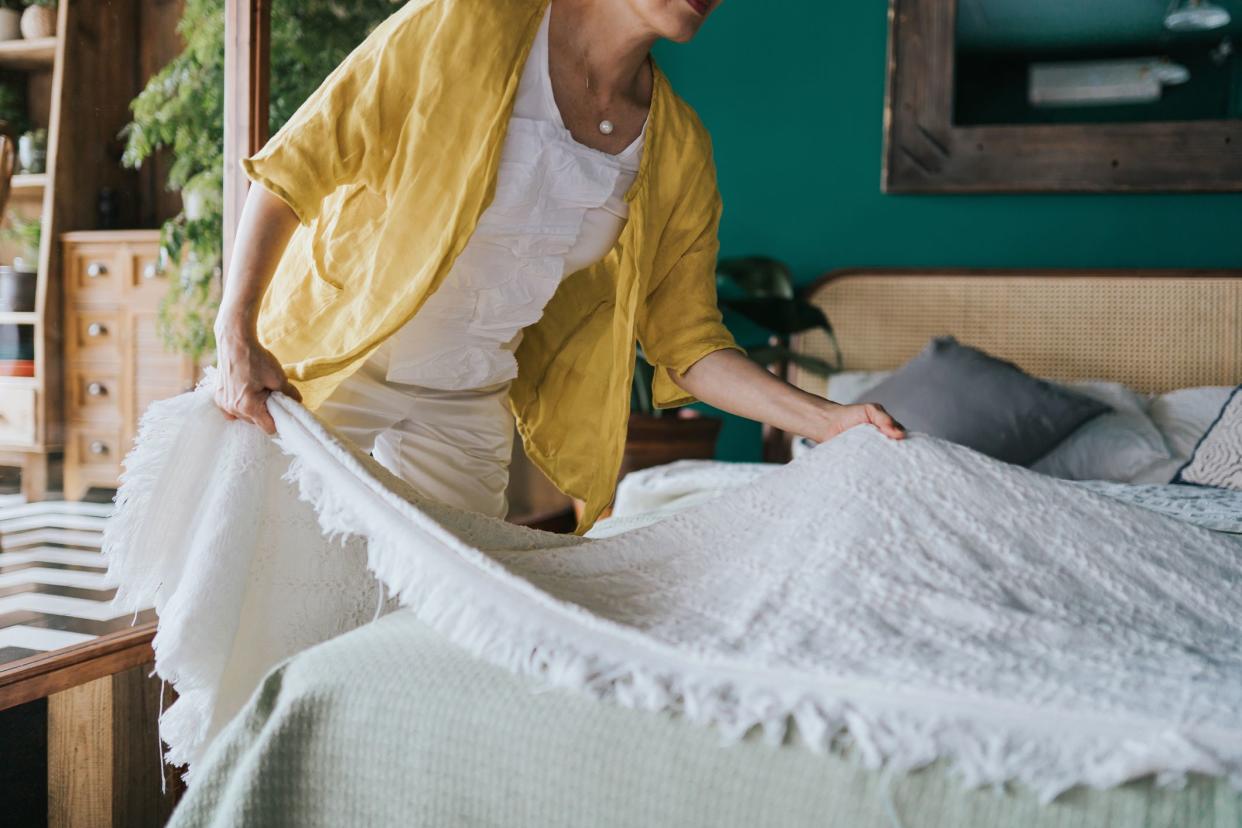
[1174, 386, 1242, 491]
[862, 337, 1110, 466]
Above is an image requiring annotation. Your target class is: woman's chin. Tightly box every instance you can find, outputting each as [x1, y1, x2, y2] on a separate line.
[662, 20, 704, 43]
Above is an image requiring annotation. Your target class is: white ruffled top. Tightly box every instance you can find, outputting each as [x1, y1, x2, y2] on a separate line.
[385, 5, 645, 390]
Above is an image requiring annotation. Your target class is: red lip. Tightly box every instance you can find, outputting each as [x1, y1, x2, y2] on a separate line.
[685, 0, 710, 16]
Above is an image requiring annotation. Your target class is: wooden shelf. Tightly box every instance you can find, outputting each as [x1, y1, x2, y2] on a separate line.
[11, 173, 48, 195]
[0, 375, 37, 387]
[0, 37, 57, 71]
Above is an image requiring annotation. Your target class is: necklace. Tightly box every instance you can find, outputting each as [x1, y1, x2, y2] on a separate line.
[582, 59, 615, 135]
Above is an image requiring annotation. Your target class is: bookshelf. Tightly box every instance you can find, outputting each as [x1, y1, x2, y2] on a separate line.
[0, 2, 143, 500]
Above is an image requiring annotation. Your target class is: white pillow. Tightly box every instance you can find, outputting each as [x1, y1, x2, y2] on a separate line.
[1030, 382, 1170, 482]
[1148, 386, 1235, 458]
[1175, 387, 1242, 491]
[825, 370, 892, 404]
[1130, 386, 1236, 484]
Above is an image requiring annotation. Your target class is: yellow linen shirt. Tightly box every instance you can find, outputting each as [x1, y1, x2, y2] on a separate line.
[242, 0, 741, 531]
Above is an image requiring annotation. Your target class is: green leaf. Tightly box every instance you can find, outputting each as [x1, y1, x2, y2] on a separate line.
[741, 344, 839, 376]
[720, 297, 833, 337]
[715, 256, 795, 300]
[631, 358, 659, 416]
[122, 0, 403, 358]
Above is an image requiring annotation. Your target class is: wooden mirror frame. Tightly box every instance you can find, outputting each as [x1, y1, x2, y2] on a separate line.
[882, 0, 1242, 193]
[223, 0, 270, 275]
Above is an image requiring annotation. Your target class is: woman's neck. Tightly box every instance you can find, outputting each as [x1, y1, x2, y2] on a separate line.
[550, 0, 656, 108]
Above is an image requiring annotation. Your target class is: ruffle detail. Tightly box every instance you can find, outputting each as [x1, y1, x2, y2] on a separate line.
[386, 117, 634, 389]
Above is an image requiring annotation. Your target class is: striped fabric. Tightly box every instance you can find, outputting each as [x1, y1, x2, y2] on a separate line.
[1178, 387, 1242, 492]
[0, 495, 154, 667]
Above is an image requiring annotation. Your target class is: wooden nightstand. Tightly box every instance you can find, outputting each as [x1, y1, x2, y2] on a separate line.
[60, 231, 197, 500]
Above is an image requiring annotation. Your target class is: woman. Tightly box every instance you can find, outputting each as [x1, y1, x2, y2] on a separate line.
[214, 0, 903, 532]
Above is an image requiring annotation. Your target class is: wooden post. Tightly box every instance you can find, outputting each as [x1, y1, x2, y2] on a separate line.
[222, 0, 270, 278]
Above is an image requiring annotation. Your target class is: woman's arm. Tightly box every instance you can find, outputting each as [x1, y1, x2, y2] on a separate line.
[212, 184, 304, 434]
[671, 349, 905, 443]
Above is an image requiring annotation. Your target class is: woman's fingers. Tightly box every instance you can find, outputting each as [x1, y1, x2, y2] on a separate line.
[864, 403, 906, 439]
[211, 329, 295, 435]
[239, 390, 277, 435]
[214, 391, 238, 420]
[214, 383, 277, 434]
[278, 379, 303, 403]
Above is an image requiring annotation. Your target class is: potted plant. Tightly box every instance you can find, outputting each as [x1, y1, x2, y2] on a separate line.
[17, 126, 45, 173]
[714, 256, 842, 377]
[622, 256, 841, 479]
[121, 0, 412, 363]
[19, 0, 56, 40]
[5, 211, 39, 271]
[0, 1, 21, 41]
[0, 213, 40, 311]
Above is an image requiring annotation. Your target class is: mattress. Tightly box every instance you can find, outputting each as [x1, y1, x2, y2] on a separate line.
[168, 610, 1240, 828]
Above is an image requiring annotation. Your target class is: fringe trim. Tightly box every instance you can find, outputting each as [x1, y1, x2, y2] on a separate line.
[102, 383, 201, 614]
[103, 373, 235, 775]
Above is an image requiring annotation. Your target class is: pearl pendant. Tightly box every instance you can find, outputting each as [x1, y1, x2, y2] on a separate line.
[598, 119, 614, 135]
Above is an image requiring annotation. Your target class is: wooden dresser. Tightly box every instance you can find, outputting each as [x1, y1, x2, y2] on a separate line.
[61, 230, 196, 500]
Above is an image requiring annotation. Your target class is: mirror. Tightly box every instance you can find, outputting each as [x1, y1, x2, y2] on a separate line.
[883, 0, 1242, 192]
[954, 0, 1242, 126]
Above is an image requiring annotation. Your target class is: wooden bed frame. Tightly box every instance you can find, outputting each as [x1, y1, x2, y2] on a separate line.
[770, 268, 1242, 460]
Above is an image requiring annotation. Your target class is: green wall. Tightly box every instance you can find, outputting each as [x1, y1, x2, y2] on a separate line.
[652, 1, 1242, 462]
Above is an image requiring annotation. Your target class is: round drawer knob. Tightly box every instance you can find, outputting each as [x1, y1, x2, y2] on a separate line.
[87, 322, 107, 337]
[87, 382, 107, 397]
[86, 262, 108, 278]
[142, 263, 159, 280]
[88, 441, 108, 456]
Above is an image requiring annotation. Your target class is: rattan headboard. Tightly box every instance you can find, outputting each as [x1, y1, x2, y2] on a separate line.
[789, 269, 1242, 398]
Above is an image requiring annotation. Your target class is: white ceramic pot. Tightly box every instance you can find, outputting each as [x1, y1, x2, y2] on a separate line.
[183, 188, 206, 221]
[0, 9, 22, 41]
[20, 6, 56, 40]
[18, 132, 46, 174]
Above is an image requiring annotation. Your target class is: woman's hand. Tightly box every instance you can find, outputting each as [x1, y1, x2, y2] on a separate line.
[810, 401, 904, 443]
[211, 183, 304, 434]
[213, 320, 301, 435]
[670, 349, 905, 445]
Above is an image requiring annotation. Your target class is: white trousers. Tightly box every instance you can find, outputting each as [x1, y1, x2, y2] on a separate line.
[316, 343, 515, 519]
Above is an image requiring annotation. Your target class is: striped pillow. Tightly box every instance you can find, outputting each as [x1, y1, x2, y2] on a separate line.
[1175, 386, 1242, 492]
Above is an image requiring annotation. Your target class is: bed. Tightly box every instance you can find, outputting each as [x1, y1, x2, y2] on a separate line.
[163, 269, 1242, 828]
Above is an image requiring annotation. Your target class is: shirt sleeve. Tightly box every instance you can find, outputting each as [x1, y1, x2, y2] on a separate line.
[240, 12, 412, 226]
[636, 165, 744, 409]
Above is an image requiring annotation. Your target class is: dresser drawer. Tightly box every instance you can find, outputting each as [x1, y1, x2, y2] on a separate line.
[66, 246, 125, 304]
[127, 246, 167, 308]
[0, 386, 36, 446]
[68, 367, 121, 422]
[67, 308, 123, 362]
[68, 425, 123, 477]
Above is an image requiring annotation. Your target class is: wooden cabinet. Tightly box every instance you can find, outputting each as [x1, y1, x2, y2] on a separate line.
[61, 231, 195, 500]
[0, 0, 163, 500]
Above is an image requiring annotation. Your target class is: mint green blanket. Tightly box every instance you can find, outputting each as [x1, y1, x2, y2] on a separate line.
[169, 611, 1240, 828]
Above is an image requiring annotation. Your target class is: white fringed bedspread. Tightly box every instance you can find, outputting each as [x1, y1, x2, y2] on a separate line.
[103, 383, 1242, 802]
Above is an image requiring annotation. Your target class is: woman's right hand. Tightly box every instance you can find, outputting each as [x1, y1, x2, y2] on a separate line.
[213, 320, 302, 435]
